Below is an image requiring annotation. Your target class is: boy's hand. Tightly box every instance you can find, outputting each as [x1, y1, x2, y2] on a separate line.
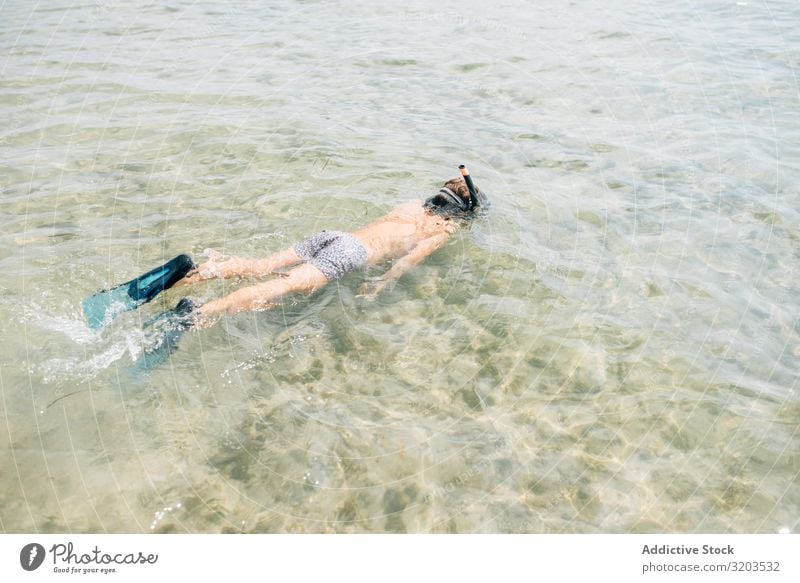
[356, 277, 385, 300]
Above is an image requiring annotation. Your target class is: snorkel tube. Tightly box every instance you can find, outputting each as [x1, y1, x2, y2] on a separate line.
[459, 164, 479, 210]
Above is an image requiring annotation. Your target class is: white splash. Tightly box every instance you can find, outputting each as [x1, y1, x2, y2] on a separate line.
[24, 305, 100, 345]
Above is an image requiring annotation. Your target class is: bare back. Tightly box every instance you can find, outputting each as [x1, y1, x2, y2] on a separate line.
[352, 200, 458, 265]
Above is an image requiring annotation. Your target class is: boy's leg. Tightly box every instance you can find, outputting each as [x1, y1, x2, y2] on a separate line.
[195, 263, 328, 323]
[176, 248, 302, 286]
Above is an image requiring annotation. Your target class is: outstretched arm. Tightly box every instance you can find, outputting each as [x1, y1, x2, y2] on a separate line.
[176, 248, 301, 286]
[358, 232, 451, 299]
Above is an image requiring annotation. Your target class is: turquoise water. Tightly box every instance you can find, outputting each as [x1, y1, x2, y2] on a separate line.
[1, 0, 798, 533]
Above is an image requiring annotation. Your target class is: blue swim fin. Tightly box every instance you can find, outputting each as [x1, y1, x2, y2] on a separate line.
[138, 298, 198, 370]
[82, 254, 195, 329]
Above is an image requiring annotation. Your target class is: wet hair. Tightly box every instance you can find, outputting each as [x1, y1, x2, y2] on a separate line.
[423, 177, 488, 218]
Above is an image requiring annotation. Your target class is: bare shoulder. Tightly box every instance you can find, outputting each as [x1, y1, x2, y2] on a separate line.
[363, 200, 425, 227]
[385, 200, 457, 235]
[385, 199, 425, 218]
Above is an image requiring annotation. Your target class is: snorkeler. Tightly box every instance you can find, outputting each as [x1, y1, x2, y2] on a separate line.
[82, 165, 487, 366]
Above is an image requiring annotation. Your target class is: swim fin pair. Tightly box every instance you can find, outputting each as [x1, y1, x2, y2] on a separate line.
[82, 254, 196, 329]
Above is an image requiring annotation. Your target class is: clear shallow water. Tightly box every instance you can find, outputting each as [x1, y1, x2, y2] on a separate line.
[1, 0, 798, 533]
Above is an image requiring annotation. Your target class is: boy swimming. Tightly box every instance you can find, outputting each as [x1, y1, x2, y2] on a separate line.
[82, 165, 487, 366]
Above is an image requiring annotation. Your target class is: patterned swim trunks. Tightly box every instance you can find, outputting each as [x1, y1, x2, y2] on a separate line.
[294, 230, 368, 280]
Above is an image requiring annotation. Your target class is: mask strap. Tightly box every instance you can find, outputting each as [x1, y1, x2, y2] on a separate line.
[438, 187, 466, 208]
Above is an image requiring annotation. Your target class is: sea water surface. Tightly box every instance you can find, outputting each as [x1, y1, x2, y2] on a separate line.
[1, 0, 798, 533]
